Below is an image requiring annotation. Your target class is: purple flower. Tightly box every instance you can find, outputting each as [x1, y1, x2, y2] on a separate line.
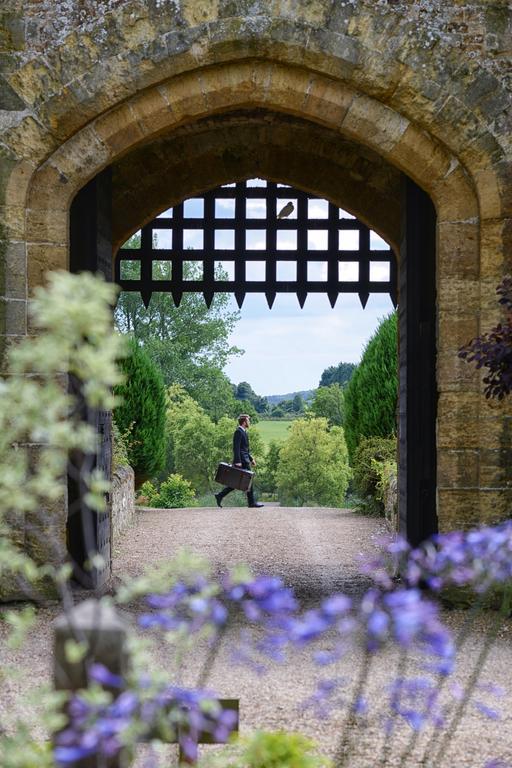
[89, 663, 123, 689]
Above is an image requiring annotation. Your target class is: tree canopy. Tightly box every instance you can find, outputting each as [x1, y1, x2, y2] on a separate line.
[114, 337, 167, 487]
[319, 361, 356, 388]
[309, 383, 344, 426]
[115, 239, 241, 420]
[276, 418, 350, 507]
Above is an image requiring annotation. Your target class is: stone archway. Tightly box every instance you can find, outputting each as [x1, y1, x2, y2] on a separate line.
[2, 2, 511, 582]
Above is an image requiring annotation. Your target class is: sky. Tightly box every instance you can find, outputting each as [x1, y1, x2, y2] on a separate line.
[131, 179, 396, 396]
[223, 291, 395, 396]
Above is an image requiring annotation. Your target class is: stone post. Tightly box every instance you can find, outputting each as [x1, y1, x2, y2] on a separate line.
[53, 599, 130, 767]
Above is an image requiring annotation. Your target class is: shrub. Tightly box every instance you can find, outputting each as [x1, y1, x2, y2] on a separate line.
[257, 441, 282, 496]
[352, 436, 397, 515]
[373, 458, 398, 527]
[112, 421, 131, 469]
[114, 338, 167, 487]
[139, 474, 196, 508]
[308, 383, 344, 426]
[344, 312, 398, 460]
[276, 418, 351, 507]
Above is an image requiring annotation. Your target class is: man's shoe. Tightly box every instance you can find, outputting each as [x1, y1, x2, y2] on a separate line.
[249, 502, 264, 508]
[214, 493, 223, 508]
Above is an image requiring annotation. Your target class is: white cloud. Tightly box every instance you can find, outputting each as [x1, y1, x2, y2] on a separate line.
[224, 293, 395, 393]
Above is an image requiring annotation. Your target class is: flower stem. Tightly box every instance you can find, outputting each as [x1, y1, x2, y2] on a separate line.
[334, 649, 372, 767]
[429, 589, 511, 768]
[405, 597, 485, 767]
[379, 649, 408, 767]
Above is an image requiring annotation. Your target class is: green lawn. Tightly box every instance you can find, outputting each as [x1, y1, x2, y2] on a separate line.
[254, 419, 293, 447]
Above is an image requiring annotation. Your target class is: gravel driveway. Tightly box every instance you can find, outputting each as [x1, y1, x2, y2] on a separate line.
[2, 505, 512, 767]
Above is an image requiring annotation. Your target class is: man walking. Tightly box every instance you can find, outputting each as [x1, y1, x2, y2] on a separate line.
[215, 414, 264, 508]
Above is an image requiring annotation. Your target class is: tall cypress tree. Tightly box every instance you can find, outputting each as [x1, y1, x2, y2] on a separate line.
[344, 312, 398, 460]
[114, 338, 167, 487]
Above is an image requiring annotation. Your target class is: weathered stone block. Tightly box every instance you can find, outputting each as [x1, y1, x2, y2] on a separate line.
[4, 241, 25, 299]
[480, 218, 512, 280]
[342, 94, 409, 154]
[303, 75, 353, 129]
[159, 72, 208, 124]
[389, 125, 452, 187]
[438, 222, 479, 279]
[128, 87, 173, 137]
[1, 296, 26, 334]
[437, 449, 479, 488]
[438, 312, 478, 349]
[27, 243, 67, 293]
[26, 208, 67, 244]
[479, 449, 512, 489]
[94, 102, 145, 155]
[437, 278, 479, 314]
[431, 163, 479, 222]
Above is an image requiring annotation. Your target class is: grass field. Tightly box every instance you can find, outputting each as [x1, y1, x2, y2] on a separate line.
[254, 419, 293, 447]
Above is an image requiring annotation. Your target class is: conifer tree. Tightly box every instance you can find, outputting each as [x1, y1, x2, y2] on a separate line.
[344, 312, 398, 460]
[114, 338, 167, 487]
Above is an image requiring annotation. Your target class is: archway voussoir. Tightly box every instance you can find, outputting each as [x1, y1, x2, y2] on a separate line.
[341, 93, 410, 155]
[388, 125, 451, 192]
[158, 72, 210, 126]
[431, 165, 479, 222]
[41, 126, 112, 196]
[27, 163, 71, 211]
[94, 103, 145, 156]
[303, 76, 354, 130]
[200, 61, 267, 114]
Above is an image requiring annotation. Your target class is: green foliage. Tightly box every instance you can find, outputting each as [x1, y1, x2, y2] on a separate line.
[352, 436, 397, 515]
[112, 421, 131, 469]
[319, 361, 356, 388]
[257, 441, 282, 496]
[309, 383, 344, 426]
[114, 338, 167, 487]
[276, 418, 351, 507]
[115, 250, 241, 421]
[208, 731, 331, 768]
[140, 474, 196, 508]
[235, 381, 268, 415]
[0, 271, 124, 595]
[166, 386, 264, 493]
[0, 727, 55, 768]
[344, 312, 398, 460]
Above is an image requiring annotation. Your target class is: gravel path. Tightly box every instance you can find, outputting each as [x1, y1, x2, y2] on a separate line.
[2, 505, 512, 767]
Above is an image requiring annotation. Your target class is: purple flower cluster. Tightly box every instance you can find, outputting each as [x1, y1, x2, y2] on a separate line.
[363, 521, 512, 595]
[387, 677, 445, 731]
[139, 573, 297, 635]
[54, 664, 237, 765]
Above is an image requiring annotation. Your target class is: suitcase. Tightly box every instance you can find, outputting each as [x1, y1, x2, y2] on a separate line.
[215, 462, 254, 491]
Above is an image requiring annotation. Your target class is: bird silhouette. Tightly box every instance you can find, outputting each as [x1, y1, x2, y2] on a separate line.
[277, 201, 294, 219]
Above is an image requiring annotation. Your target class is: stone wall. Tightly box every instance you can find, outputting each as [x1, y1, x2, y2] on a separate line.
[111, 465, 135, 547]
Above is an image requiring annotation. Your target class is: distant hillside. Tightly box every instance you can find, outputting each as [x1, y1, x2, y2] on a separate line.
[265, 390, 315, 406]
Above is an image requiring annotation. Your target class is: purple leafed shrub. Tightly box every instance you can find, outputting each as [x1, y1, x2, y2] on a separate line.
[459, 276, 512, 399]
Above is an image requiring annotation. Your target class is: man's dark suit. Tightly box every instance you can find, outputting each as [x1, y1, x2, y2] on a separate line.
[216, 426, 256, 506]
